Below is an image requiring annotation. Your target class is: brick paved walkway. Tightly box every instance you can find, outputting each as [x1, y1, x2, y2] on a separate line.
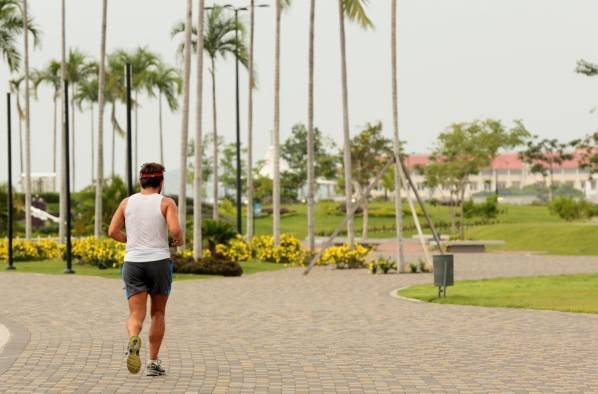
[1, 253, 598, 393]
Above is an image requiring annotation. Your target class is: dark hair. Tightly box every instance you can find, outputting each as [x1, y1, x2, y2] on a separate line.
[139, 162, 165, 189]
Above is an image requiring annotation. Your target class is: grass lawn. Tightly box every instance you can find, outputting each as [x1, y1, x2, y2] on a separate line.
[466, 223, 598, 255]
[399, 273, 598, 314]
[4, 259, 285, 281]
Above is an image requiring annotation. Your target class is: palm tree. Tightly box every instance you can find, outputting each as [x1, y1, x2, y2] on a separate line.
[0, 0, 39, 73]
[74, 75, 98, 184]
[178, 0, 193, 246]
[65, 48, 94, 191]
[32, 60, 61, 186]
[306, 0, 316, 253]
[172, 6, 248, 221]
[95, 0, 107, 237]
[272, 0, 291, 246]
[59, 0, 66, 241]
[337, 0, 372, 246]
[246, 0, 256, 241]
[22, 0, 32, 239]
[390, 0, 405, 271]
[8, 76, 24, 178]
[148, 62, 182, 164]
[193, 0, 206, 261]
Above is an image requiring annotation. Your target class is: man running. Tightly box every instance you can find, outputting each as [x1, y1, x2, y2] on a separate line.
[108, 163, 183, 376]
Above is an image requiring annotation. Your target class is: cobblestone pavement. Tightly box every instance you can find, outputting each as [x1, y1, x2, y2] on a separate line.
[1, 253, 598, 393]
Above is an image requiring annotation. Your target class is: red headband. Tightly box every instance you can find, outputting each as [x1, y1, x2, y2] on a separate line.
[140, 172, 164, 179]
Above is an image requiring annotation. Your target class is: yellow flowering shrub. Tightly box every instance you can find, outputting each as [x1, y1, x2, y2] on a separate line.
[251, 234, 306, 265]
[0, 238, 64, 261]
[220, 236, 251, 262]
[317, 243, 370, 269]
[72, 237, 125, 268]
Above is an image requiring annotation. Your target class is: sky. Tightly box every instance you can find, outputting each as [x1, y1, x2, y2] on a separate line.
[1, 0, 598, 191]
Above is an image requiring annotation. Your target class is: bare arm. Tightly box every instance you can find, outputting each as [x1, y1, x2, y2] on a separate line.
[164, 198, 183, 246]
[108, 199, 127, 243]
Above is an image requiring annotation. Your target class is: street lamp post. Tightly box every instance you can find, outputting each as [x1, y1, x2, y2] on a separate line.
[6, 92, 15, 270]
[125, 63, 134, 196]
[64, 80, 75, 274]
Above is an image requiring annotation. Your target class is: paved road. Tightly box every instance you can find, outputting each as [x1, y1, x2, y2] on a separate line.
[1, 253, 597, 393]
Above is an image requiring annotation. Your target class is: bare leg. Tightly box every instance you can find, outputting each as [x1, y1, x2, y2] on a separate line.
[149, 294, 168, 360]
[127, 292, 148, 337]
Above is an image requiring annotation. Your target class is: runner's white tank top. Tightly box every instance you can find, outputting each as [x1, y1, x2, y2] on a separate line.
[124, 193, 170, 262]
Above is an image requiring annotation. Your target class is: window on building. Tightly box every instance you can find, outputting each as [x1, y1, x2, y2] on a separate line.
[484, 181, 492, 192]
[511, 181, 521, 189]
[417, 182, 425, 191]
[497, 182, 507, 190]
[469, 182, 478, 191]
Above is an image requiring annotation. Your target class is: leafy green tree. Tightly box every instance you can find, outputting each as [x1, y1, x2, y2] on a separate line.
[572, 132, 598, 179]
[519, 137, 573, 201]
[349, 122, 392, 240]
[281, 123, 337, 190]
[426, 119, 529, 239]
[220, 142, 247, 198]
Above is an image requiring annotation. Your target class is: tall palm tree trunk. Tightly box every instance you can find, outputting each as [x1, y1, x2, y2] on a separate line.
[91, 105, 95, 183]
[193, 0, 206, 261]
[178, 0, 193, 246]
[59, 0, 67, 241]
[94, 0, 107, 237]
[23, 0, 32, 239]
[52, 96, 57, 189]
[211, 63, 219, 220]
[390, 0, 405, 271]
[18, 113, 23, 182]
[159, 93, 164, 164]
[246, 0, 256, 241]
[111, 104, 116, 178]
[272, 0, 281, 246]
[307, 0, 316, 253]
[338, 0, 354, 246]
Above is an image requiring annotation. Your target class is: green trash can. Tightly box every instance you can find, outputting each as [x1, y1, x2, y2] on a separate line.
[433, 254, 454, 298]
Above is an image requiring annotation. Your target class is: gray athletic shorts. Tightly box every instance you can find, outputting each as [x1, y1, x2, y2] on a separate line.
[122, 259, 174, 299]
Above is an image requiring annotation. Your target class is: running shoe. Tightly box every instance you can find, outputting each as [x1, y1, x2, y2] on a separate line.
[126, 335, 142, 374]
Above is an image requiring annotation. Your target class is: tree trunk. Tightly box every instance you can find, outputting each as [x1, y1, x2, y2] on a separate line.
[246, 0, 256, 241]
[193, 0, 205, 261]
[449, 191, 456, 235]
[272, 0, 282, 246]
[338, 0, 354, 246]
[362, 190, 369, 241]
[59, 0, 67, 242]
[390, 0, 406, 271]
[91, 105, 95, 183]
[18, 115, 23, 184]
[52, 96, 57, 190]
[111, 104, 116, 178]
[94, 0, 107, 237]
[211, 60, 219, 220]
[460, 183, 466, 240]
[178, 0, 193, 247]
[307, 0, 316, 254]
[159, 93, 164, 165]
[23, 0, 32, 239]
